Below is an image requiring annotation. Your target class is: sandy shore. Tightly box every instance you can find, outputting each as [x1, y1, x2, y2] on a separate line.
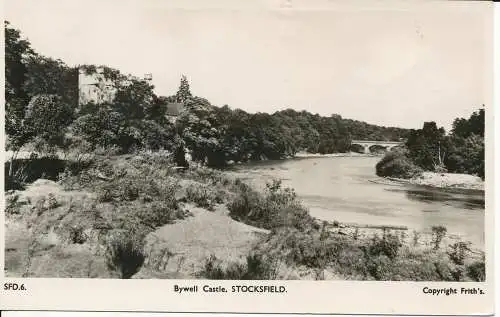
[387, 172, 484, 191]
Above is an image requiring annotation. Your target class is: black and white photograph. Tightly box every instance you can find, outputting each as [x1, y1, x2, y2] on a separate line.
[2, 0, 491, 282]
[0, 0, 495, 315]
[1, 0, 496, 314]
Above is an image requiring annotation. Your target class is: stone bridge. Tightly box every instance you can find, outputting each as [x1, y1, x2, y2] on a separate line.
[350, 140, 405, 154]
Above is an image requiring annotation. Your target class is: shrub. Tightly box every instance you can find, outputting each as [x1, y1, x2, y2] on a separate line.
[228, 179, 316, 231]
[5, 160, 29, 190]
[388, 255, 446, 281]
[5, 193, 22, 215]
[133, 202, 179, 229]
[200, 254, 279, 280]
[69, 225, 87, 244]
[431, 225, 447, 250]
[105, 231, 145, 279]
[185, 183, 216, 210]
[466, 258, 485, 282]
[47, 193, 60, 209]
[366, 254, 393, 280]
[447, 241, 471, 265]
[96, 172, 179, 208]
[375, 149, 423, 179]
[366, 233, 402, 260]
[267, 228, 346, 269]
[412, 230, 421, 247]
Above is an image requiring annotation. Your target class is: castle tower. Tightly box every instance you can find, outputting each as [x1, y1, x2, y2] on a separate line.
[78, 67, 117, 106]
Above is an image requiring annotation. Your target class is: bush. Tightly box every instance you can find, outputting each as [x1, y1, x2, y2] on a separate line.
[466, 258, 485, 282]
[5, 193, 22, 215]
[366, 233, 402, 260]
[229, 179, 317, 231]
[200, 254, 279, 280]
[431, 225, 447, 250]
[132, 202, 180, 229]
[375, 149, 423, 179]
[5, 157, 94, 191]
[366, 255, 394, 280]
[69, 225, 87, 244]
[96, 171, 179, 208]
[447, 241, 471, 265]
[185, 183, 216, 210]
[105, 231, 145, 279]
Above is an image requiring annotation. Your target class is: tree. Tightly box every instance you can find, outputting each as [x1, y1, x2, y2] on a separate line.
[71, 105, 124, 150]
[451, 107, 484, 138]
[445, 107, 485, 178]
[24, 94, 74, 149]
[175, 75, 192, 104]
[5, 21, 32, 104]
[176, 97, 224, 166]
[5, 21, 34, 155]
[113, 78, 155, 120]
[23, 54, 79, 107]
[405, 122, 446, 171]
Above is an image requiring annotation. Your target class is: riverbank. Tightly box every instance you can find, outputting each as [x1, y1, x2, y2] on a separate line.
[4, 152, 485, 281]
[294, 151, 377, 158]
[387, 172, 484, 191]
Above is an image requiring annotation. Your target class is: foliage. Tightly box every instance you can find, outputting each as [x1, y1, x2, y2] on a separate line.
[445, 134, 485, 179]
[466, 257, 486, 282]
[112, 78, 155, 121]
[402, 108, 485, 178]
[447, 241, 471, 266]
[451, 108, 484, 138]
[228, 179, 317, 231]
[175, 75, 192, 104]
[365, 233, 402, 260]
[406, 122, 447, 171]
[185, 183, 223, 210]
[105, 231, 145, 279]
[23, 55, 79, 106]
[24, 94, 74, 148]
[5, 21, 484, 177]
[431, 225, 447, 250]
[5, 193, 22, 215]
[375, 148, 423, 179]
[200, 254, 280, 280]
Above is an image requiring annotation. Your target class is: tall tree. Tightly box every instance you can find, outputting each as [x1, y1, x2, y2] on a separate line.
[23, 55, 79, 106]
[5, 21, 32, 104]
[175, 75, 192, 103]
[451, 107, 485, 138]
[5, 21, 34, 152]
[405, 122, 446, 171]
[113, 78, 155, 120]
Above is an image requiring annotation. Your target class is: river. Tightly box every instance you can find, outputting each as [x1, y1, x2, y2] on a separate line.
[229, 156, 485, 249]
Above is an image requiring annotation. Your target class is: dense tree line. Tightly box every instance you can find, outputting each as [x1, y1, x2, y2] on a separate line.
[6, 22, 410, 169]
[377, 108, 485, 179]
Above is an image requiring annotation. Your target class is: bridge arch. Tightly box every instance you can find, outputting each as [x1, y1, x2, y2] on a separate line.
[350, 140, 404, 154]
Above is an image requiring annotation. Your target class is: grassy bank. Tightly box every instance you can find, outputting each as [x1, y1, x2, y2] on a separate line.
[4, 151, 485, 281]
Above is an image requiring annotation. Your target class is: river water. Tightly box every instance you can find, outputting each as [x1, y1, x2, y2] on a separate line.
[229, 156, 485, 249]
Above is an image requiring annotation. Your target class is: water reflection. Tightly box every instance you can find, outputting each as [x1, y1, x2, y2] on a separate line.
[385, 187, 485, 210]
[231, 156, 485, 248]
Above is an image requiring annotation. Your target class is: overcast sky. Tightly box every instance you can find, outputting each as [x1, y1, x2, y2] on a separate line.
[5, 0, 492, 130]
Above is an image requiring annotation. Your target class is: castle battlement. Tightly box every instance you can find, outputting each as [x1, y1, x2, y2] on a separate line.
[78, 67, 152, 106]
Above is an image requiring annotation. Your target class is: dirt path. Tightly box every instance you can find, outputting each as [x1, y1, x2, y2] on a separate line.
[133, 203, 269, 279]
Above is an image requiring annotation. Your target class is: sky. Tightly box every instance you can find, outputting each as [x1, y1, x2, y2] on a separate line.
[5, 0, 493, 130]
